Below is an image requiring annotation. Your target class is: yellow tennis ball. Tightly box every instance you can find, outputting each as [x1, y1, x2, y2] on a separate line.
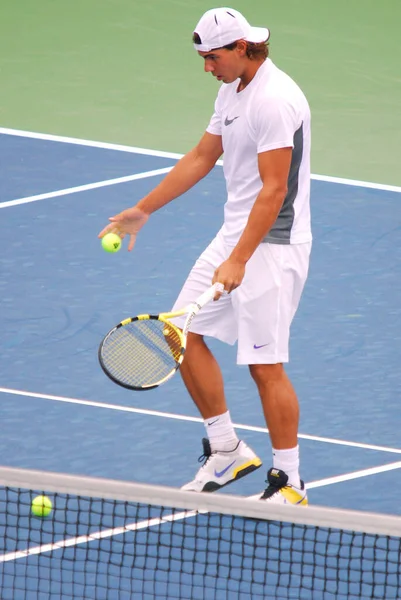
[101, 232, 122, 253]
[31, 495, 52, 518]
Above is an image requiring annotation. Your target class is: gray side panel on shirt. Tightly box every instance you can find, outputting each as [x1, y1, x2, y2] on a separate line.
[262, 123, 304, 244]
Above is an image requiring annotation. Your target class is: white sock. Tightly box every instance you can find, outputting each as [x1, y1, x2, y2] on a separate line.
[272, 445, 301, 488]
[204, 411, 239, 452]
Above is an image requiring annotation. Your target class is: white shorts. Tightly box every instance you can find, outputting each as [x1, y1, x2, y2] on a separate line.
[171, 232, 311, 365]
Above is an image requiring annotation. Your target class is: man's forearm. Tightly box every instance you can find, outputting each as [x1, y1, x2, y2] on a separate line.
[137, 147, 216, 215]
[229, 187, 286, 264]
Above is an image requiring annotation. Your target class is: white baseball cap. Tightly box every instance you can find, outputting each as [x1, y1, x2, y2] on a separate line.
[193, 7, 270, 52]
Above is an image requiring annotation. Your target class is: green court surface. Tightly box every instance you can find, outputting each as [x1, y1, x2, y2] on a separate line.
[0, 0, 400, 185]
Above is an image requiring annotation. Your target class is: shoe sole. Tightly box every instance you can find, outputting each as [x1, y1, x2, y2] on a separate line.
[202, 458, 262, 493]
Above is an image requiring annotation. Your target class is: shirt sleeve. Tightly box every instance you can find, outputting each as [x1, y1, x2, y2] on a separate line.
[206, 92, 223, 136]
[253, 95, 299, 154]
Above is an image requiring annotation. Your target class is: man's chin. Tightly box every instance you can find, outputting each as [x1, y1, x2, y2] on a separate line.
[217, 76, 234, 84]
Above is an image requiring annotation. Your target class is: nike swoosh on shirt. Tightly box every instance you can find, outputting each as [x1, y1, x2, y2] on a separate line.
[224, 116, 239, 126]
[253, 343, 271, 349]
[214, 461, 236, 478]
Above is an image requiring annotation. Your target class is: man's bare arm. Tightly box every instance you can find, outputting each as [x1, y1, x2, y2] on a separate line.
[229, 147, 292, 264]
[137, 132, 223, 214]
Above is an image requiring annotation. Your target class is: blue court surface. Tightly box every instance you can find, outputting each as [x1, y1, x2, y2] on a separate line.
[1, 128, 401, 521]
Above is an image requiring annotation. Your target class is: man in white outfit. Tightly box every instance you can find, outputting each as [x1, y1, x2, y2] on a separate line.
[99, 7, 312, 504]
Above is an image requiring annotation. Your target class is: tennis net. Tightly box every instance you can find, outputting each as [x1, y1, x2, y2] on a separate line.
[0, 466, 400, 599]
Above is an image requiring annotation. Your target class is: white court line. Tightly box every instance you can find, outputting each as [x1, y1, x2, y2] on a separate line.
[0, 126, 184, 160]
[1, 386, 401, 456]
[0, 508, 196, 563]
[311, 173, 401, 193]
[1, 460, 401, 564]
[306, 460, 401, 489]
[0, 167, 173, 209]
[1, 126, 400, 193]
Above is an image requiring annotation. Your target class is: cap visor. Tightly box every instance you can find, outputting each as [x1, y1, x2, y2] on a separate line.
[245, 26, 270, 43]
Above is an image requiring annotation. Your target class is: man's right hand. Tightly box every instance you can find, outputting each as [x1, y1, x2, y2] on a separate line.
[98, 206, 149, 252]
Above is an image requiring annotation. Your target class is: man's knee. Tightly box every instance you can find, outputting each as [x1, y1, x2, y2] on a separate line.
[184, 332, 206, 355]
[187, 331, 204, 344]
[249, 363, 284, 384]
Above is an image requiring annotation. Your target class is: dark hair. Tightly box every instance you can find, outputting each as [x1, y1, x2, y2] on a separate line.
[192, 33, 269, 59]
[224, 40, 269, 60]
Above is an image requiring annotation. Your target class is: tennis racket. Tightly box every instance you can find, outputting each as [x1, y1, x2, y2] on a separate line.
[98, 282, 224, 391]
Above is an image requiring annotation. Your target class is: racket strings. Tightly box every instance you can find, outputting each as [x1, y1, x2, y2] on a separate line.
[101, 320, 183, 388]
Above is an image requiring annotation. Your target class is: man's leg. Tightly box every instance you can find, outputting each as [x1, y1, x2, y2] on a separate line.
[179, 331, 239, 450]
[248, 363, 299, 450]
[249, 362, 307, 504]
[180, 332, 262, 491]
[232, 243, 310, 503]
[179, 331, 228, 420]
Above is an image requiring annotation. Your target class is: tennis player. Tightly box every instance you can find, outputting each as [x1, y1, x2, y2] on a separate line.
[99, 7, 312, 505]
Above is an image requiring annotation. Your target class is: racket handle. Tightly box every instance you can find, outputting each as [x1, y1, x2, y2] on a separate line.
[195, 283, 225, 309]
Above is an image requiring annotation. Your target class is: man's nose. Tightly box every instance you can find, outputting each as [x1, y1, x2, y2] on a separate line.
[204, 61, 214, 73]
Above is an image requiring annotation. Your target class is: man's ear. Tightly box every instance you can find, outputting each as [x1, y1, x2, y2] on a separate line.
[236, 40, 248, 56]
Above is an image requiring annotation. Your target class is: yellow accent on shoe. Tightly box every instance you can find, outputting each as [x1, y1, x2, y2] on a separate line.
[233, 457, 262, 479]
[281, 486, 308, 505]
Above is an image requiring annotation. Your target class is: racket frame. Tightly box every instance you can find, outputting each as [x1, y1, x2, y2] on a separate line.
[98, 283, 224, 391]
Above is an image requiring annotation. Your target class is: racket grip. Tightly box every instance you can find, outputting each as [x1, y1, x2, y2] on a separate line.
[195, 283, 225, 309]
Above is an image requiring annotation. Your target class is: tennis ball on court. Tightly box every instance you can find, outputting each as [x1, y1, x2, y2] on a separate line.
[101, 232, 122, 253]
[31, 495, 52, 518]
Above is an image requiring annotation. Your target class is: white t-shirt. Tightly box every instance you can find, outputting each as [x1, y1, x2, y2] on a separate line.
[206, 58, 312, 246]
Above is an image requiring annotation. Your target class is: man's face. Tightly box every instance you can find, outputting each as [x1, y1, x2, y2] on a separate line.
[198, 46, 243, 84]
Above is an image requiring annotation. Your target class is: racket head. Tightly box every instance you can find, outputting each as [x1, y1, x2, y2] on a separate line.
[98, 315, 185, 391]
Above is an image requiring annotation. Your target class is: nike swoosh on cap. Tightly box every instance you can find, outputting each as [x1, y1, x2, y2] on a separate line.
[224, 116, 239, 126]
[214, 460, 236, 478]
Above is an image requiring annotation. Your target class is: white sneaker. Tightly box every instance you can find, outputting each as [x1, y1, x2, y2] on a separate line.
[181, 438, 262, 492]
[260, 468, 308, 505]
